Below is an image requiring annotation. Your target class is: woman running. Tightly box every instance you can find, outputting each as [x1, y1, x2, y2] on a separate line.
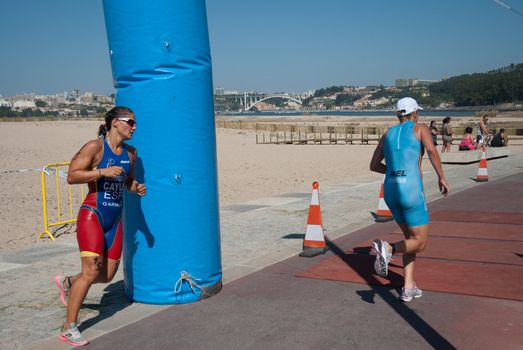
[54, 106, 146, 346]
[370, 97, 449, 302]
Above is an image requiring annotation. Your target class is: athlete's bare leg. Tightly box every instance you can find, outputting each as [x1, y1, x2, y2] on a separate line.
[391, 223, 429, 289]
[95, 258, 120, 283]
[63, 256, 103, 329]
[62, 257, 120, 294]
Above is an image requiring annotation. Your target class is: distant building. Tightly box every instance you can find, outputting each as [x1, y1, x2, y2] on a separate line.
[12, 100, 36, 109]
[416, 79, 438, 87]
[80, 92, 95, 103]
[396, 78, 417, 88]
[0, 98, 12, 107]
[302, 90, 314, 98]
[396, 78, 438, 88]
[95, 95, 113, 104]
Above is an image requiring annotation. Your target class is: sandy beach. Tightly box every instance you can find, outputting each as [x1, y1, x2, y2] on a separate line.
[1, 113, 522, 252]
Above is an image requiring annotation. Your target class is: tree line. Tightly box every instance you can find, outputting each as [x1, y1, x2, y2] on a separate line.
[427, 63, 523, 106]
[0, 106, 59, 118]
[309, 63, 523, 108]
[0, 105, 108, 118]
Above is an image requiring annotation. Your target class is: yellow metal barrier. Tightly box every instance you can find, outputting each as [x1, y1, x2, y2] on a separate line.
[39, 162, 86, 240]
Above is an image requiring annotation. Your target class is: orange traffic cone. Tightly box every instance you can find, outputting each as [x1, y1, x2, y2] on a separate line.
[299, 181, 328, 257]
[476, 146, 488, 182]
[374, 175, 393, 222]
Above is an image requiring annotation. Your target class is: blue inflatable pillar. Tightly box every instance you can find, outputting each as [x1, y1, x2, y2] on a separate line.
[102, 0, 222, 304]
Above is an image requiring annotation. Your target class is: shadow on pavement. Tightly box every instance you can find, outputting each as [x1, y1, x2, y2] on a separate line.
[282, 233, 305, 239]
[79, 280, 132, 331]
[325, 235, 457, 350]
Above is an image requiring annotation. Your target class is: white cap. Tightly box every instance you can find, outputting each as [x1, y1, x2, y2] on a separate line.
[396, 97, 423, 116]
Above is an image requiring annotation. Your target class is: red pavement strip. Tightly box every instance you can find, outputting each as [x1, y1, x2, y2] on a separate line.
[296, 210, 523, 302]
[354, 233, 523, 266]
[295, 253, 523, 302]
[391, 221, 523, 242]
[430, 210, 523, 225]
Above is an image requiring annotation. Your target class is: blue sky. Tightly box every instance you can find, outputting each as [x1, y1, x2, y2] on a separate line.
[1, 0, 522, 96]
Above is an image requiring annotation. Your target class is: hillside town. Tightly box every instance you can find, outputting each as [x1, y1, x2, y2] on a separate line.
[2, 63, 522, 117]
[0, 90, 114, 117]
[0, 77, 438, 118]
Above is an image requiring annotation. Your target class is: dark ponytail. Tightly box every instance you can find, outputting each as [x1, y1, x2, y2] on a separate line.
[97, 106, 134, 139]
[98, 124, 108, 139]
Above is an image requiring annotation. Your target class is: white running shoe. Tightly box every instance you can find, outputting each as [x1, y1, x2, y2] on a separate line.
[373, 239, 392, 277]
[400, 283, 423, 302]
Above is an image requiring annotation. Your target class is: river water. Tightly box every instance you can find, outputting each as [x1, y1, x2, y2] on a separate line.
[221, 110, 481, 118]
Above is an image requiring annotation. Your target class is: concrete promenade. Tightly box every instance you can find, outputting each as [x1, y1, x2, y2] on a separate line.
[2, 150, 522, 349]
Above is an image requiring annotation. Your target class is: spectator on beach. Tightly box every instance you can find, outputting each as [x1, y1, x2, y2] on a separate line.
[477, 114, 491, 146]
[370, 97, 449, 302]
[54, 106, 146, 347]
[458, 127, 477, 151]
[490, 128, 496, 145]
[441, 117, 453, 152]
[491, 128, 509, 147]
[429, 120, 439, 146]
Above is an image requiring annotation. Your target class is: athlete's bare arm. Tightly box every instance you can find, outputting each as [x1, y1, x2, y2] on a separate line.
[67, 139, 124, 184]
[416, 124, 449, 196]
[370, 133, 387, 174]
[124, 146, 146, 196]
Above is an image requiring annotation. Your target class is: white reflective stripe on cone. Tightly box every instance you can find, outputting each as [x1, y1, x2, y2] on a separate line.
[305, 224, 324, 241]
[378, 198, 389, 210]
[310, 190, 319, 205]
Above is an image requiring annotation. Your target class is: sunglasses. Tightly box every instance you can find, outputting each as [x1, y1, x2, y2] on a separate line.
[118, 117, 136, 127]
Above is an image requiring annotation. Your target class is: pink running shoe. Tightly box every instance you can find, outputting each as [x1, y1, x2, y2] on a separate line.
[58, 322, 89, 347]
[54, 273, 69, 307]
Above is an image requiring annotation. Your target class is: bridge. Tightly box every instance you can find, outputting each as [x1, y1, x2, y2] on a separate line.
[217, 92, 305, 111]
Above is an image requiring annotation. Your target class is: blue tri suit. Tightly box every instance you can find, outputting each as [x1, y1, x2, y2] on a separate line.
[383, 120, 429, 227]
[76, 140, 132, 259]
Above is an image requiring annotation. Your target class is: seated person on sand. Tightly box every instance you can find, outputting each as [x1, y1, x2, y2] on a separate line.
[491, 128, 509, 147]
[459, 127, 477, 151]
